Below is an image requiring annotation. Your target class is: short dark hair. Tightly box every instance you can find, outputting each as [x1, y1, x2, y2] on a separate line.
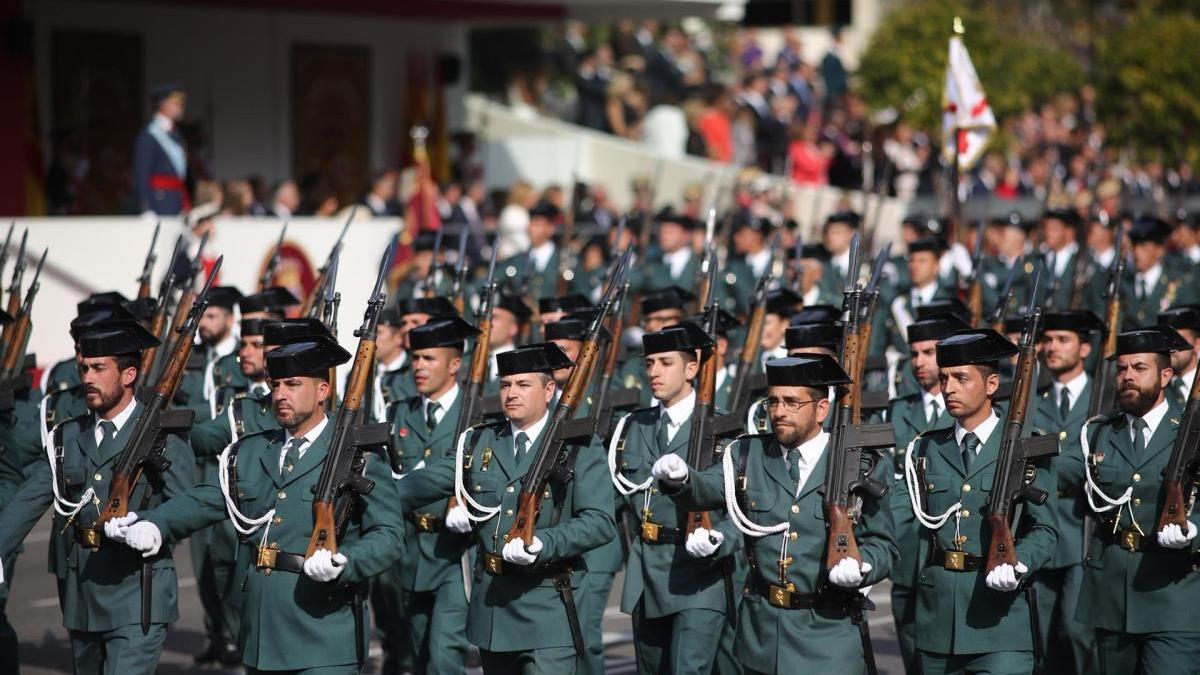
[115, 352, 141, 374]
[973, 362, 999, 383]
[1156, 352, 1171, 372]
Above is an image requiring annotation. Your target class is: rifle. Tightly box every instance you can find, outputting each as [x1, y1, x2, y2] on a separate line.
[100, 258, 221, 519]
[139, 237, 186, 388]
[589, 276, 636, 439]
[988, 256, 1023, 334]
[305, 243, 396, 558]
[0, 224, 15, 366]
[726, 230, 781, 417]
[167, 231, 209, 345]
[1088, 217, 1125, 417]
[693, 209, 718, 310]
[1154, 355, 1200, 533]
[320, 247, 342, 407]
[259, 221, 288, 291]
[301, 208, 354, 317]
[965, 219, 987, 327]
[1068, 218, 1091, 309]
[451, 225, 472, 315]
[984, 263, 1058, 573]
[0, 229, 28, 361]
[423, 227, 445, 299]
[137, 221, 161, 300]
[852, 243, 891, 418]
[0, 248, 46, 408]
[1043, 251, 1061, 310]
[683, 256, 722, 536]
[790, 231, 805, 296]
[823, 236, 892, 571]
[506, 249, 631, 547]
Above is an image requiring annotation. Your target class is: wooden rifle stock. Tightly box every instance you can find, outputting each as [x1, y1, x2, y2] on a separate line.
[968, 280, 984, 328]
[823, 504, 862, 568]
[684, 341, 719, 536]
[1155, 360, 1200, 531]
[985, 514, 1019, 569]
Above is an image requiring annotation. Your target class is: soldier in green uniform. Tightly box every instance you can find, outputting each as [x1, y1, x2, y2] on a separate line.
[818, 211, 861, 302]
[1077, 326, 1200, 673]
[756, 288, 803, 371]
[395, 342, 618, 674]
[395, 232, 459, 301]
[720, 216, 773, 317]
[1028, 309, 1103, 673]
[388, 317, 478, 675]
[206, 287, 298, 407]
[115, 326, 407, 674]
[637, 207, 699, 294]
[900, 329, 1058, 675]
[499, 202, 562, 302]
[1124, 217, 1198, 329]
[652, 354, 895, 674]
[688, 308, 740, 412]
[608, 323, 741, 674]
[744, 314, 841, 435]
[616, 286, 694, 408]
[885, 313, 965, 675]
[0, 320, 194, 675]
[0, 306, 36, 673]
[795, 243, 839, 307]
[1036, 209, 1100, 313]
[1158, 305, 1200, 408]
[877, 237, 956, 357]
[175, 285, 242, 421]
[486, 292, 532, 395]
[45, 301, 147, 428]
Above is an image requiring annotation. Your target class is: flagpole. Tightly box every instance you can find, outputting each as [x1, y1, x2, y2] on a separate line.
[950, 16, 965, 246]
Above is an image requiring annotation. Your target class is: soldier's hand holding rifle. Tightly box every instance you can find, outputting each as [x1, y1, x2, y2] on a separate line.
[303, 550, 348, 582]
[1157, 521, 1198, 549]
[502, 536, 543, 565]
[651, 453, 688, 487]
[445, 505, 473, 533]
[984, 562, 1028, 592]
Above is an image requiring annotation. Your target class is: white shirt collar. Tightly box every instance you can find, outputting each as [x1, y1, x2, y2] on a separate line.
[511, 410, 551, 448]
[659, 389, 696, 431]
[787, 430, 829, 494]
[95, 397, 138, 444]
[955, 410, 1000, 449]
[530, 241, 556, 272]
[210, 332, 239, 359]
[1181, 367, 1196, 393]
[912, 281, 939, 305]
[1052, 242, 1078, 277]
[921, 389, 944, 415]
[281, 413, 330, 468]
[747, 248, 772, 278]
[1052, 371, 1088, 410]
[423, 382, 459, 415]
[802, 285, 821, 306]
[1094, 246, 1115, 268]
[152, 113, 174, 133]
[833, 249, 851, 275]
[1127, 398, 1169, 442]
[1136, 263, 1163, 291]
[380, 351, 406, 373]
[663, 247, 692, 279]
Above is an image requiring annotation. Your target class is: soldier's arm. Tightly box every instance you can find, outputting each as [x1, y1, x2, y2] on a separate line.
[660, 440, 738, 511]
[0, 460, 54, 560]
[1014, 457, 1059, 573]
[188, 411, 235, 459]
[140, 440, 224, 544]
[855, 452, 897, 584]
[161, 432, 197, 497]
[393, 451, 456, 511]
[705, 506, 745, 561]
[336, 451, 406, 583]
[535, 442, 617, 562]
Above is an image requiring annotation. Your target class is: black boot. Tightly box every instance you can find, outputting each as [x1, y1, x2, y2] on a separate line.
[194, 638, 227, 664]
[218, 640, 243, 667]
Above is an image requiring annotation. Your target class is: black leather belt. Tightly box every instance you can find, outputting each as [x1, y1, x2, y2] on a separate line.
[481, 553, 579, 578]
[929, 547, 985, 572]
[639, 521, 685, 545]
[752, 577, 864, 613]
[1097, 525, 1190, 555]
[255, 547, 305, 573]
[407, 511, 445, 533]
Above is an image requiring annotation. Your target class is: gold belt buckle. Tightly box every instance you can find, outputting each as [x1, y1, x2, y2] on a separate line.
[80, 527, 102, 549]
[483, 553, 504, 576]
[415, 514, 434, 532]
[767, 584, 792, 608]
[1120, 529, 1141, 552]
[256, 545, 278, 569]
[641, 521, 660, 543]
[944, 550, 966, 571]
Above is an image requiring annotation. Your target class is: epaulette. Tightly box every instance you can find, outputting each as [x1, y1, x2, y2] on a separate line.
[233, 426, 283, 446]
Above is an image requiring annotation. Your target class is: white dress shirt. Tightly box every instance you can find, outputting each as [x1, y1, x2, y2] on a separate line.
[788, 430, 830, 494]
[94, 397, 138, 446]
[529, 241, 556, 272]
[1135, 264, 1163, 297]
[1052, 242, 1078, 278]
[955, 410, 1000, 454]
[510, 410, 551, 457]
[911, 281, 940, 308]
[1127, 399, 1169, 446]
[1052, 371, 1088, 415]
[663, 248, 692, 281]
[279, 414, 330, 472]
[921, 390, 945, 423]
[422, 383, 460, 427]
[658, 390, 696, 444]
[747, 248, 773, 279]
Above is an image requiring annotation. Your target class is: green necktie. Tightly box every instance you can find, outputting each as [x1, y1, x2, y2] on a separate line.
[788, 449, 802, 490]
[426, 401, 440, 433]
[927, 399, 941, 427]
[1138, 278, 1149, 300]
[960, 432, 980, 472]
[1059, 387, 1071, 420]
[281, 437, 302, 476]
[98, 420, 118, 456]
[515, 431, 529, 460]
[1132, 418, 1148, 457]
[656, 412, 670, 452]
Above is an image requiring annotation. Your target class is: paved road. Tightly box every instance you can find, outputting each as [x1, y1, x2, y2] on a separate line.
[10, 512, 905, 673]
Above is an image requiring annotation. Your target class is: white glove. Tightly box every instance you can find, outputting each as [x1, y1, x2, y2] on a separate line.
[1157, 521, 1198, 549]
[0, 556, 5, 585]
[984, 562, 1028, 592]
[445, 506, 473, 533]
[501, 536, 543, 566]
[651, 454, 689, 486]
[828, 557, 873, 588]
[103, 512, 140, 543]
[303, 549, 348, 582]
[684, 528, 725, 558]
[125, 522, 163, 557]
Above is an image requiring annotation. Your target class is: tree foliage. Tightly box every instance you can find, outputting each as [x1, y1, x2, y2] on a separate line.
[857, 0, 1083, 145]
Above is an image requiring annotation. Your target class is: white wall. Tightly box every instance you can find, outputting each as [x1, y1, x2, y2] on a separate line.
[32, 0, 470, 184]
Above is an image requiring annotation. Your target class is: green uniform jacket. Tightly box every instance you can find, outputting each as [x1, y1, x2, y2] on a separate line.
[189, 390, 279, 461]
[1076, 404, 1200, 633]
[876, 285, 956, 356]
[499, 249, 560, 301]
[1031, 378, 1092, 568]
[396, 420, 617, 652]
[637, 250, 699, 294]
[615, 349, 654, 409]
[667, 433, 896, 673]
[45, 357, 80, 393]
[211, 352, 249, 404]
[143, 421, 406, 670]
[907, 418, 1058, 654]
[612, 406, 740, 618]
[0, 401, 195, 631]
[175, 352, 214, 421]
[393, 391, 473, 591]
[1037, 250, 1105, 314]
[887, 393, 953, 593]
[1121, 268, 1199, 329]
[718, 257, 757, 317]
[44, 360, 89, 429]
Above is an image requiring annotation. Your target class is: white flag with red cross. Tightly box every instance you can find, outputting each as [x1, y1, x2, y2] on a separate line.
[941, 33, 996, 172]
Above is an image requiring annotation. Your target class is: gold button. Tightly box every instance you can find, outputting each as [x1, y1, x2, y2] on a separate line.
[1133, 473, 1141, 482]
[272, 516, 282, 525]
[927, 483, 935, 490]
[960, 509, 970, 518]
[789, 532, 798, 541]
[1059, 431, 1067, 440]
[651, 488, 659, 495]
[1133, 498, 1141, 507]
[474, 485, 482, 492]
[962, 484, 971, 493]
[506, 486, 515, 493]
[94, 473, 102, 481]
[278, 492, 286, 499]
[505, 509, 513, 517]
[791, 505, 800, 513]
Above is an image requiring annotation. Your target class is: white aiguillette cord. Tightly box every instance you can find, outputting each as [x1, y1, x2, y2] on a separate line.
[607, 413, 652, 496]
[1080, 415, 1142, 535]
[722, 441, 789, 537]
[453, 428, 500, 522]
[903, 435, 964, 543]
[40, 393, 95, 519]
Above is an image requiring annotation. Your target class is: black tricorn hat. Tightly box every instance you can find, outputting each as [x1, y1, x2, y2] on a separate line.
[655, 206, 696, 230]
[790, 304, 841, 325]
[528, 201, 561, 220]
[538, 294, 593, 315]
[643, 321, 714, 356]
[494, 291, 532, 322]
[797, 243, 831, 261]
[77, 291, 131, 316]
[262, 318, 330, 347]
[824, 211, 861, 229]
[915, 298, 972, 325]
[265, 336, 352, 379]
[77, 320, 160, 358]
[399, 296, 459, 320]
[907, 237, 945, 256]
[1114, 325, 1192, 358]
[70, 305, 138, 340]
[936, 329, 1018, 368]
[543, 318, 589, 342]
[496, 342, 573, 376]
[766, 288, 803, 318]
[766, 354, 852, 387]
[688, 309, 741, 336]
[207, 286, 244, 310]
[1042, 309, 1104, 336]
[1043, 208, 1083, 228]
[1003, 315, 1026, 335]
[907, 314, 970, 345]
[731, 215, 773, 235]
[785, 323, 842, 352]
[1128, 216, 1171, 245]
[241, 318, 269, 337]
[641, 286, 695, 315]
[124, 298, 157, 322]
[240, 287, 300, 315]
[408, 316, 479, 352]
[1158, 304, 1200, 333]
